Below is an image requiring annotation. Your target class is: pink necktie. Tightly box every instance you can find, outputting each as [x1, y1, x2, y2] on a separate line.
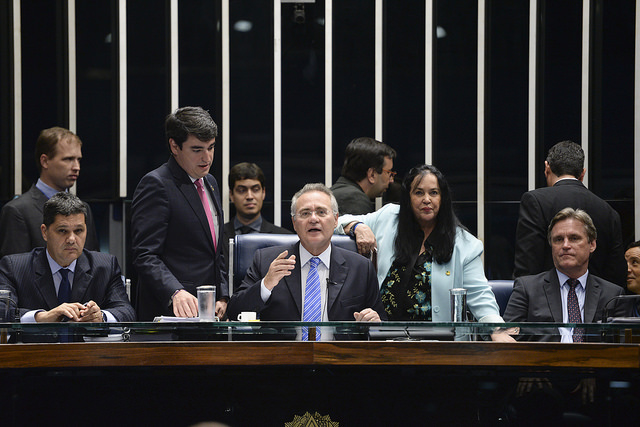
[195, 178, 217, 250]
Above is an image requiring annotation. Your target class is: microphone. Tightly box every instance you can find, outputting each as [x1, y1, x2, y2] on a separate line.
[601, 294, 640, 322]
[326, 279, 338, 287]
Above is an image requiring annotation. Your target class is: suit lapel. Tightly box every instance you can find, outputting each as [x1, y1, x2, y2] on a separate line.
[169, 157, 216, 250]
[583, 275, 601, 322]
[34, 250, 60, 309]
[70, 253, 92, 303]
[282, 243, 303, 316]
[543, 271, 564, 322]
[327, 245, 347, 316]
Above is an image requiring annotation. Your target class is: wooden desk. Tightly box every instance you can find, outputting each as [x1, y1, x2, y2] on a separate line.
[1, 341, 639, 426]
[1, 341, 638, 370]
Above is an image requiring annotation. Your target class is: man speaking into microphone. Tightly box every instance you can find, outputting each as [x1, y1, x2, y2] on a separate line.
[227, 184, 385, 337]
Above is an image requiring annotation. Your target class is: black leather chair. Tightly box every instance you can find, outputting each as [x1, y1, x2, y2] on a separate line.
[488, 280, 514, 316]
[229, 234, 357, 295]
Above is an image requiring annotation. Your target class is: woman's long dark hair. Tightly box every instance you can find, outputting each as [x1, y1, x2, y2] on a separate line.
[394, 165, 460, 265]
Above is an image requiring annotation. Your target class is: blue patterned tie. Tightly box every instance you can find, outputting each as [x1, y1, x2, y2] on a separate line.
[58, 268, 71, 304]
[302, 257, 322, 341]
[567, 279, 584, 342]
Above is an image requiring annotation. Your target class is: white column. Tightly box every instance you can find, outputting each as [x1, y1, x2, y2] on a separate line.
[222, 0, 230, 221]
[170, 0, 179, 111]
[325, 0, 333, 186]
[274, 0, 282, 225]
[374, 0, 383, 210]
[118, 0, 127, 198]
[581, 0, 590, 187]
[425, 0, 433, 165]
[477, 0, 486, 242]
[13, 0, 22, 196]
[635, 0, 640, 239]
[528, 0, 537, 191]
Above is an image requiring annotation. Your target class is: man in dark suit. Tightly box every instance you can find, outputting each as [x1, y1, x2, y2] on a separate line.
[227, 183, 384, 330]
[132, 106, 228, 321]
[513, 140, 626, 286]
[0, 192, 134, 323]
[222, 162, 291, 262]
[506, 209, 627, 424]
[505, 208, 626, 341]
[0, 127, 99, 258]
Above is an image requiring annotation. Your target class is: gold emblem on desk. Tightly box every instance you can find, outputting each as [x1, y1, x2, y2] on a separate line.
[285, 411, 339, 427]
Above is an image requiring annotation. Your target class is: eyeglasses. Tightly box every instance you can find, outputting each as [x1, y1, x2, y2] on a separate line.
[382, 168, 397, 178]
[294, 208, 331, 220]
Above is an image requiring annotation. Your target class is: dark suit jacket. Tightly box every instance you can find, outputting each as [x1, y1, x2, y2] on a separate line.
[227, 242, 385, 321]
[132, 156, 228, 320]
[222, 217, 292, 267]
[0, 185, 99, 258]
[0, 248, 135, 321]
[514, 179, 626, 286]
[503, 269, 626, 341]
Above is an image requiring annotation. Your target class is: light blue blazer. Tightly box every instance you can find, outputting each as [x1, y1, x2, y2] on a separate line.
[337, 203, 503, 322]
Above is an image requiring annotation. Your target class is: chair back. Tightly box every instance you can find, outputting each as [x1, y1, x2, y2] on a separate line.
[229, 234, 357, 295]
[488, 280, 514, 316]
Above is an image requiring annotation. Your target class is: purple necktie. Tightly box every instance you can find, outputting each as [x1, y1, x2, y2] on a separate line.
[567, 278, 584, 342]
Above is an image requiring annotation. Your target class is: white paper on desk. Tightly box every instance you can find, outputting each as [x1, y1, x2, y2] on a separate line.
[153, 316, 202, 322]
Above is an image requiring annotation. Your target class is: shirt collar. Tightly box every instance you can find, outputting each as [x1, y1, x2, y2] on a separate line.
[234, 216, 262, 233]
[45, 249, 77, 275]
[299, 243, 331, 270]
[36, 178, 65, 200]
[556, 269, 588, 290]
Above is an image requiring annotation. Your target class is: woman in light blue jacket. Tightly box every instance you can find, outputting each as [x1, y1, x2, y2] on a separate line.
[337, 165, 513, 341]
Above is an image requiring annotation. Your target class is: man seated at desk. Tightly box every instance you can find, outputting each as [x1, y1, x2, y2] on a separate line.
[0, 192, 134, 324]
[227, 183, 385, 339]
[505, 207, 627, 340]
[624, 241, 640, 316]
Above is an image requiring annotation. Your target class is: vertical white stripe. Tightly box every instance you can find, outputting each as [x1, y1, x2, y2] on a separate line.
[375, 0, 383, 140]
[68, 0, 76, 133]
[477, 0, 485, 243]
[325, 0, 332, 186]
[528, 0, 537, 191]
[170, 0, 179, 111]
[581, 0, 590, 188]
[274, 1, 282, 225]
[375, 0, 383, 211]
[13, 0, 22, 195]
[118, 0, 127, 197]
[425, 0, 433, 165]
[635, 0, 640, 239]
[68, 0, 77, 195]
[222, 0, 230, 222]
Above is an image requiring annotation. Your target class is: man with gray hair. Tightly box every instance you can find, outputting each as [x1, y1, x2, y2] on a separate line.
[227, 183, 384, 335]
[514, 140, 625, 286]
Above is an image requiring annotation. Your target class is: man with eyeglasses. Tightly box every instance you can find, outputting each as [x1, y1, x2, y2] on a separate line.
[227, 183, 385, 332]
[331, 137, 397, 215]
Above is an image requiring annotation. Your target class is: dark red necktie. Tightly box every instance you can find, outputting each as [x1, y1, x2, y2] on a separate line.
[567, 278, 584, 342]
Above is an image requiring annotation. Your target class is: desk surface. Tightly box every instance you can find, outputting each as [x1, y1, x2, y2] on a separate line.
[1, 341, 638, 370]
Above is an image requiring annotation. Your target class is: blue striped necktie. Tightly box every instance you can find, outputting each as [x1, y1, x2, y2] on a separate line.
[302, 257, 322, 341]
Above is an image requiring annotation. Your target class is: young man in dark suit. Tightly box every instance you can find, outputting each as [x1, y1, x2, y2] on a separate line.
[222, 162, 292, 262]
[0, 127, 99, 258]
[0, 192, 134, 323]
[227, 183, 384, 331]
[513, 140, 626, 286]
[131, 107, 228, 320]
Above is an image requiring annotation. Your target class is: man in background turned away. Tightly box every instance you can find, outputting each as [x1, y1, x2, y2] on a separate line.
[513, 140, 625, 286]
